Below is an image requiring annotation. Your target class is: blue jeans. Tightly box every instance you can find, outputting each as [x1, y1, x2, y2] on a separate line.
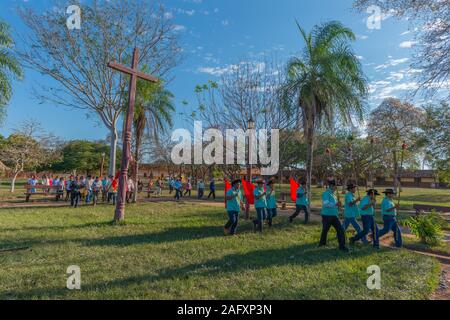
[86, 190, 92, 203]
[379, 215, 403, 248]
[266, 208, 277, 227]
[225, 211, 239, 235]
[352, 215, 378, 247]
[253, 207, 266, 232]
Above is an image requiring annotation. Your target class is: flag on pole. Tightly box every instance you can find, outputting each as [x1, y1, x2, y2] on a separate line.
[242, 180, 255, 205]
[289, 177, 299, 202]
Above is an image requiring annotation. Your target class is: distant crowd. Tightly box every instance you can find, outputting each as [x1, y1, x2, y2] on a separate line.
[25, 174, 219, 207]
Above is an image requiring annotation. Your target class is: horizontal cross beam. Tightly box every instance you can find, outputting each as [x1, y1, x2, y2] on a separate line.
[108, 61, 159, 83]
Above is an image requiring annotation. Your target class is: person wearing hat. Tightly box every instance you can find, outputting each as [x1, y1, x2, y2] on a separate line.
[319, 180, 348, 252]
[378, 188, 402, 248]
[265, 181, 278, 228]
[343, 184, 365, 242]
[253, 179, 267, 233]
[289, 179, 310, 224]
[350, 189, 380, 248]
[224, 179, 244, 236]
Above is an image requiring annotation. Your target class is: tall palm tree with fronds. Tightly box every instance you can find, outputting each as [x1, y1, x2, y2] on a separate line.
[286, 21, 368, 208]
[0, 20, 22, 123]
[132, 78, 174, 202]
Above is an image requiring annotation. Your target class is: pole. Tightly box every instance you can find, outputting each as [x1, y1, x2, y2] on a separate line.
[349, 144, 361, 199]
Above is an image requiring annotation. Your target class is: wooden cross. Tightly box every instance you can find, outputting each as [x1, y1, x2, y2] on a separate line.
[108, 48, 158, 221]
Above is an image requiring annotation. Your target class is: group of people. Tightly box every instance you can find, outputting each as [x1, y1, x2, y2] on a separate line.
[168, 177, 217, 201]
[224, 177, 402, 252]
[27, 174, 137, 208]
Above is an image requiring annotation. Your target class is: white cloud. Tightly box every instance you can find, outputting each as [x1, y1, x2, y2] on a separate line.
[374, 58, 409, 70]
[399, 41, 418, 48]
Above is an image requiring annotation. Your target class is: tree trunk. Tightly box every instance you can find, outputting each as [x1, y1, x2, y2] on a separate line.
[109, 125, 118, 177]
[10, 171, 22, 193]
[133, 132, 141, 203]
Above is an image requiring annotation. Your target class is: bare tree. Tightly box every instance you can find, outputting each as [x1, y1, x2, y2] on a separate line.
[16, 0, 181, 176]
[0, 120, 50, 192]
[354, 0, 450, 97]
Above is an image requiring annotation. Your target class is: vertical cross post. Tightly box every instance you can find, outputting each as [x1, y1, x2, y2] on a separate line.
[108, 48, 159, 221]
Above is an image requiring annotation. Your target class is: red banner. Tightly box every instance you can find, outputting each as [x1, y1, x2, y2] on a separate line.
[290, 177, 299, 202]
[224, 179, 232, 208]
[242, 180, 255, 205]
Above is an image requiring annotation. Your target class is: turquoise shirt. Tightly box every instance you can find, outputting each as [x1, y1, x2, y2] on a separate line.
[321, 188, 339, 216]
[381, 197, 397, 216]
[359, 196, 375, 216]
[254, 187, 267, 209]
[226, 188, 243, 213]
[344, 192, 359, 218]
[266, 187, 277, 209]
[296, 186, 309, 206]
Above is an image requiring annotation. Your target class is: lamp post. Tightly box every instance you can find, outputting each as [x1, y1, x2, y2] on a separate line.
[100, 152, 106, 178]
[245, 117, 255, 220]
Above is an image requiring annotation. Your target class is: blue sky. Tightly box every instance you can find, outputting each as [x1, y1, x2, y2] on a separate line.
[0, 0, 424, 140]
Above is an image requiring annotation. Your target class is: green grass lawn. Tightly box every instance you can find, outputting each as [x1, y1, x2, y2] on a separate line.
[0, 202, 441, 300]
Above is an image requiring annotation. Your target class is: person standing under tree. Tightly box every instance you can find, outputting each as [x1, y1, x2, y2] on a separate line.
[289, 179, 310, 224]
[378, 189, 403, 248]
[319, 180, 348, 252]
[224, 179, 244, 236]
[350, 189, 380, 249]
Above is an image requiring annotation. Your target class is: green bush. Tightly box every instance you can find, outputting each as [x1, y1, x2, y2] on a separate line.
[404, 211, 445, 246]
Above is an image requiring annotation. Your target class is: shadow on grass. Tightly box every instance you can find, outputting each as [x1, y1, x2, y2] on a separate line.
[2, 242, 376, 299]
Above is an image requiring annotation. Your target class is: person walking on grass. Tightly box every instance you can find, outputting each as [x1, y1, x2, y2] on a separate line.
[70, 177, 82, 208]
[224, 179, 244, 236]
[174, 178, 182, 201]
[319, 180, 348, 252]
[92, 177, 102, 206]
[378, 189, 402, 248]
[350, 189, 380, 249]
[289, 179, 310, 224]
[65, 175, 73, 202]
[197, 179, 205, 199]
[253, 180, 267, 233]
[343, 184, 366, 243]
[184, 179, 192, 197]
[265, 181, 278, 228]
[207, 178, 216, 200]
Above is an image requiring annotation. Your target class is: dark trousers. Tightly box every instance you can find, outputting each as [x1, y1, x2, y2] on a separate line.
[184, 189, 191, 197]
[319, 215, 346, 249]
[92, 191, 99, 206]
[253, 207, 266, 232]
[174, 189, 182, 200]
[207, 190, 216, 200]
[198, 188, 204, 199]
[290, 205, 310, 224]
[378, 215, 403, 248]
[352, 215, 379, 247]
[71, 192, 80, 208]
[266, 208, 277, 227]
[225, 211, 239, 235]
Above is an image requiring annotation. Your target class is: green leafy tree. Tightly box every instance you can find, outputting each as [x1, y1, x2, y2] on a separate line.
[286, 21, 368, 205]
[0, 20, 23, 123]
[52, 140, 120, 176]
[132, 77, 174, 202]
[419, 102, 450, 184]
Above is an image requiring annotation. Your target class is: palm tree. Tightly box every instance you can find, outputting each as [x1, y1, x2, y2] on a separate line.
[286, 21, 368, 209]
[0, 20, 22, 122]
[132, 79, 175, 202]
